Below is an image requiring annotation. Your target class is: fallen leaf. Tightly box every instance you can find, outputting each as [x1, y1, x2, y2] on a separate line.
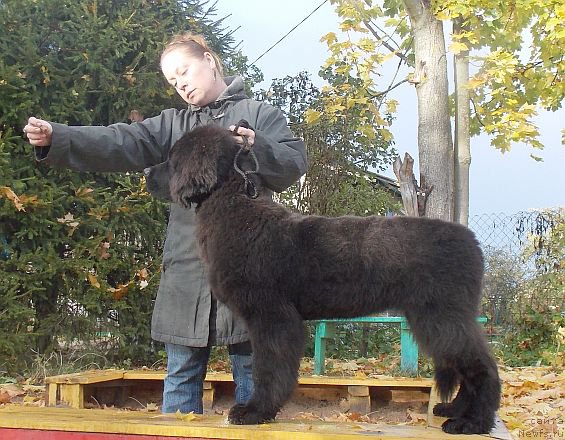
[0, 391, 11, 404]
[108, 282, 131, 300]
[145, 402, 159, 412]
[175, 410, 199, 421]
[406, 408, 427, 425]
[0, 384, 25, 398]
[138, 268, 149, 279]
[98, 242, 111, 260]
[0, 186, 25, 211]
[88, 273, 101, 289]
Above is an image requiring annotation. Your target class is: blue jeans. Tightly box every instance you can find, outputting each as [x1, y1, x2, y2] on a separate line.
[162, 342, 254, 413]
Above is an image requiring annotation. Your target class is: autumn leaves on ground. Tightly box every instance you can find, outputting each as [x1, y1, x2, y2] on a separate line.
[1, 357, 564, 439]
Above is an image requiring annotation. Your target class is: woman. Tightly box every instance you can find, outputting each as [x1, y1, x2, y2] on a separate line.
[24, 33, 307, 414]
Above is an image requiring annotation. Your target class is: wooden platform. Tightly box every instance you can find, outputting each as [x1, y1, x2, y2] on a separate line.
[0, 406, 511, 440]
[45, 370, 436, 415]
[30, 369, 513, 439]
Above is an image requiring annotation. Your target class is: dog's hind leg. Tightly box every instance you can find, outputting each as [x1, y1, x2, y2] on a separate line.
[440, 327, 501, 435]
[407, 312, 500, 434]
[228, 303, 304, 425]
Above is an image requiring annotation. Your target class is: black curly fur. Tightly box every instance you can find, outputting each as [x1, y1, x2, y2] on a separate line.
[145, 124, 501, 434]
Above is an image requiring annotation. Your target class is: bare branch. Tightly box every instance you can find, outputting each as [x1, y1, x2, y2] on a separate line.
[363, 20, 409, 63]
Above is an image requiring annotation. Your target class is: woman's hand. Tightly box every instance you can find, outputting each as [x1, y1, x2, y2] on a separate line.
[23, 117, 53, 146]
[229, 124, 255, 150]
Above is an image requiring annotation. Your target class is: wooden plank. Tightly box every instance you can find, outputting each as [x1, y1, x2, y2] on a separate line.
[49, 370, 433, 389]
[46, 370, 125, 385]
[60, 384, 84, 409]
[47, 383, 58, 406]
[297, 375, 433, 388]
[347, 386, 369, 397]
[0, 429, 212, 440]
[122, 371, 165, 381]
[0, 406, 496, 440]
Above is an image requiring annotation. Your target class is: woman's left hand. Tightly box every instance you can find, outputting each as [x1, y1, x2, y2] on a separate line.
[229, 124, 255, 149]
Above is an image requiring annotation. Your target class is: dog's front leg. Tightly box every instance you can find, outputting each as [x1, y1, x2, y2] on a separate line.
[228, 303, 304, 425]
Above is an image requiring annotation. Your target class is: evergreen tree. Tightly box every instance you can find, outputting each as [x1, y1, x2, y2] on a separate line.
[0, 0, 255, 372]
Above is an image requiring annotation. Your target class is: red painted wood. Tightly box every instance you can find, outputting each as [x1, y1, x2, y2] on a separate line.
[0, 428, 217, 440]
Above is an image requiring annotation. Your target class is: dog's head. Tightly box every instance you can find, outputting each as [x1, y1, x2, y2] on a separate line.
[144, 125, 240, 208]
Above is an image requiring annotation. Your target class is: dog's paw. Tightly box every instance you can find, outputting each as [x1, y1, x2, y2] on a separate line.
[433, 402, 458, 418]
[228, 403, 275, 425]
[441, 417, 493, 435]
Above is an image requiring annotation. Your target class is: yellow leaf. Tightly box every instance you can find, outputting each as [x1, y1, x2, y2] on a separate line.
[435, 10, 451, 20]
[175, 410, 199, 421]
[22, 395, 40, 404]
[467, 77, 486, 88]
[354, 370, 368, 379]
[305, 109, 322, 125]
[449, 41, 469, 55]
[321, 32, 337, 45]
[386, 99, 398, 114]
[0, 186, 25, 211]
[88, 273, 101, 289]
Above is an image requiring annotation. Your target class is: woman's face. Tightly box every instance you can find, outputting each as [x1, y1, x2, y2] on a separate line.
[161, 49, 219, 106]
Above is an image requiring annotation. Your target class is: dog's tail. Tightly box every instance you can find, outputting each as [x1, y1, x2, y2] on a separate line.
[434, 366, 459, 402]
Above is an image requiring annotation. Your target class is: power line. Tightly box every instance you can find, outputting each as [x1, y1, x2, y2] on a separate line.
[249, 0, 329, 68]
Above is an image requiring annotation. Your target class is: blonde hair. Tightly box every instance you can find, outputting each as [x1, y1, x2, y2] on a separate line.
[161, 33, 224, 76]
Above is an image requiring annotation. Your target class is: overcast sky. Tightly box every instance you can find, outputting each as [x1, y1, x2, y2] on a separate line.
[214, 0, 564, 216]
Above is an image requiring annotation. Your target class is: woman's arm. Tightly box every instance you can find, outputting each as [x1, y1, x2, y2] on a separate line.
[33, 109, 178, 173]
[251, 104, 307, 193]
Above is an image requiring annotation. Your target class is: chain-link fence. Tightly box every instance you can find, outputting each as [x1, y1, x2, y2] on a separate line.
[468, 209, 564, 332]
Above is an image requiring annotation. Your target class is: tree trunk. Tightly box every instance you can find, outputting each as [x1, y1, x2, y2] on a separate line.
[402, 0, 454, 221]
[453, 19, 471, 226]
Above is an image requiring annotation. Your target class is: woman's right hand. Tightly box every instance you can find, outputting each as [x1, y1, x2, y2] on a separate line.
[23, 117, 53, 146]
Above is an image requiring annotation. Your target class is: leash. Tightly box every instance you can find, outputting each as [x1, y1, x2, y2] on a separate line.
[232, 120, 260, 199]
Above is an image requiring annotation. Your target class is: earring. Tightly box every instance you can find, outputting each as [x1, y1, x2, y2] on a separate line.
[213, 69, 217, 81]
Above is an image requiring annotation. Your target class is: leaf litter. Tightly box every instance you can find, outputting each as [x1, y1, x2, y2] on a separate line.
[0, 361, 562, 438]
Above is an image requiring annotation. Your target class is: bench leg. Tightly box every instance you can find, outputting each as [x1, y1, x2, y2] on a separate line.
[314, 322, 336, 375]
[400, 320, 419, 375]
[314, 322, 327, 375]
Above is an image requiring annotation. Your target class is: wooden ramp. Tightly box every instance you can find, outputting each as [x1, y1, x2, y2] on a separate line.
[0, 406, 511, 440]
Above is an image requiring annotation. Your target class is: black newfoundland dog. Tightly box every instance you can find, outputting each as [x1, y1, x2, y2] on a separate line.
[145, 123, 501, 434]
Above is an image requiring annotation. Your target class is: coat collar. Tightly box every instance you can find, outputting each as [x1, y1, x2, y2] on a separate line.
[189, 76, 247, 112]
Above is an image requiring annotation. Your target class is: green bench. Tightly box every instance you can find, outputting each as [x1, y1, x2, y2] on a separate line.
[313, 316, 488, 375]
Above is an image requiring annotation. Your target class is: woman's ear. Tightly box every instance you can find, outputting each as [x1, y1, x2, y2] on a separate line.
[203, 52, 216, 70]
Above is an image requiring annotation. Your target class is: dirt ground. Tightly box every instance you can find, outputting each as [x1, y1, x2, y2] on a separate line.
[206, 392, 428, 425]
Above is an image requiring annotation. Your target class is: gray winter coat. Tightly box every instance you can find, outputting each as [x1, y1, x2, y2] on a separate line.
[35, 76, 307, 347]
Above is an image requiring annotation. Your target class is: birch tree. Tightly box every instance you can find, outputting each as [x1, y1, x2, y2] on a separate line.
[317, 0, 564, 223]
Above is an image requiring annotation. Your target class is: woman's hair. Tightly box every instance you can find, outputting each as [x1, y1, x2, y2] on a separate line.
[161, 33, 224, 76]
